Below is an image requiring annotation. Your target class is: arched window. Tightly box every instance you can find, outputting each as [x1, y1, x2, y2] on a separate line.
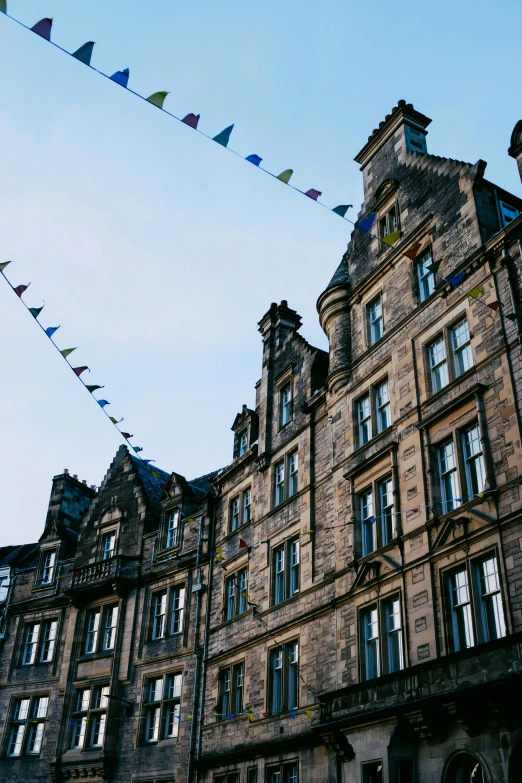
[445, 753, 486, 783]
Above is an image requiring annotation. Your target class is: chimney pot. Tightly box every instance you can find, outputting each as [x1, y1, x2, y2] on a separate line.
[398, 99, 406, 107]
[64, 468, 69, 474]
[73, 474, 78, 480]
[281, 300, 288, 308]
[90, 485, 97, 490]
[82, 479, 87, 485]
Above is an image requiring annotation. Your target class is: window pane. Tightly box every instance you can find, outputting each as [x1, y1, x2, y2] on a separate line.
[146, 707, 160, 742]
[361, 490, 376, 556]
[428, 336, 448, 392]
[238, 570, 248, 614]
[171, 586, 185, 633]
[290, 540, 300, 596]
[85, 609, 100, 653]
[281, 386, 293, 426]
[165, 702, 180, 738]
[103, 532, 116, 560]
[363, 608, 380, 680]
[369, 297, 383, 345]
[42, 550, 56, 584]
[9, 722, 26, 756]
[438, 440, 461, 511]
[91, 713, 106, 747]
[362, 761, 383, 783]
[152, 592, 167, 639]
[479, 557, 506, 641]
[288, 643, 299, 710]
[271, 650, 283, 714]
[451, 320, 473, 376]
[450, 569, 475, 651]
[239, 431, 248, 456]
[41, 620, 58, 662]
[417, 253, 435, 302]
[243, 489, 251, 523]
[289, 452, 299, 497]
[27, 721, 44, 754]
[379, 478, 395, 544]
[385, 598, 404, 673]
[376, 381, 391, 432]
[274, 546, 285, 604]
[358, 395, 372, 444]
[275, 463, 285, 505]
[103, 606, 118, 650]
[166, 510, 180, 547]
[34, 696, 49, 718]
[284, 762, 299, 783]
[23, 623, 40, 665]
[463, 425, 485, 499]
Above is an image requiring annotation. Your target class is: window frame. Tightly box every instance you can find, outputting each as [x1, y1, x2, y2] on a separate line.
[70, 684, 110, 750]
[355, 377, 392, 448]
[217, 662, 244, 720]
[280, 383, 293, 428]
[224, 568, 249, 621]
[84, 603, 119, 655]
[425, 317, 474, 395]
[101, 528, 117, 561]
[265, 761, 299, 783]
[39, 548, 57, 586]
[229, 487, 252, 532]
[416, 249, 435, 303]
[165, 508, 181, 549]
[367, 295, 383, 346]
[433, 418, 486, 515]
[357, 473, 397, 558]
[269, 641, 299, 716]
[142, 671, 182, 744]
[273, 450, 299, 507]
[378, 202, 400, 241]
[7, 694, 50, 758]
[272, 538, 300, 606]
[150, 584, 186, 641]
[359, 593, 405, 681]
[21, 618, 59, 666]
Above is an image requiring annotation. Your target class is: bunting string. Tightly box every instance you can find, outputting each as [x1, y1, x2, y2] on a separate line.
[1, 9, 520, 327]
[0, 263, 156, 469]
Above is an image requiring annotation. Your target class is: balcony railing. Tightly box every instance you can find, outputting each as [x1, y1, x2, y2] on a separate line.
[71, 556, 138, 592]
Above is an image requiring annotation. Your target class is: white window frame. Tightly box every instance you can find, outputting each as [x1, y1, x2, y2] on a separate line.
[272, 538, 299, 605]
[217, 662, 244, 719]
[102, 530, 116, 560]
[71, 685, 109, 750]
[462, 424, 485, 500]
[428, 335, 449, 392]
[378, 202, 400, 240]
[368, 296, 383, 345]
[417, 250, 435, 302]
[270, 641, 298, 715]
[40, 550, 57, 585]
[225, 568, 249, 621]
[85, 604, 119, 654]
[280, 384, 293, 427]
[8, 696, 49, 757]
[165, 509, 180, 549]
[143, 673, 182, 743]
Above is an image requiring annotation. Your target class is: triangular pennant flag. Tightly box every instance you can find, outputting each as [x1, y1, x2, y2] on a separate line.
[426, 260, 442, 274]
[109, 417, 123, 424]
[147, 91, 169, 108]
[304, 530, 314, 535]
[216, 555, 225, 563]
[240, 590, 251, 601]
[182, 113, 200, 129]
[14, 283, 30, 297]
[239, 538, 249, 549]
[382, 230, 401, 247]
[248, 712, 255, 721]
[86, 384, 103, 393]
[475, 492, 484, 499]
[31, 18, 52, 40]
[487, 300, 501, 312]
[245, 154, 262, 166]
[467, 286, 484, 299]
[0, 260, 12, 272]
[304, 188, 322, 201]
[143, 459, 156, 464]
[133, 446, 143, 452]
[332, 205, 352, 217]
[28, 305, 44, 318]
[403, 242, 422, 260]
[97, 399, 110, 408]
[110, 68, 129, 88]
[45, 326, 60, 338]
[213, 124, 234, 148]
[60, 347, 76, 358]
[121, 432, 133, 439]
[0, 1, 6, 14]
[72, 366, 89, 377]
[151, 470, 161, 478]
[72, 41, 95, 66]
[305, 709, 313, 718]
[505, 314, 520, 322]
[355, 212, 377, 232]
[276, 169, 293, 184]
[446, 272, 466, 287]
[290, 710, 297, 717]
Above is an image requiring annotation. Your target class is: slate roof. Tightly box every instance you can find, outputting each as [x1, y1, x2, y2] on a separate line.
[0, 543, 39, 568]
[130, 454, 171, 509]
[326, 256, 350, 289]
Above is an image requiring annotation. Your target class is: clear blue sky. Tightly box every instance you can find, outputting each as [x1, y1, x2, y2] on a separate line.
[1, 0, 521, 545]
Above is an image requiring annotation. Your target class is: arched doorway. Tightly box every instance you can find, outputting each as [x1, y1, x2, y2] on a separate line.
[444, 753, 487, 783]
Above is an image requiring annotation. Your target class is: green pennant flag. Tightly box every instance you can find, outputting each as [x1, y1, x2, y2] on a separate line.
[0, 260, 12, 272]
[110, 416, 123, 424]
[72, 41, 95, 66]
[147, 91, 169, 108]
[332, 204, 352, 218]
[426, 260, 442, 274]
[86, 385, 103, 393]
[381, 230, 401, 247]
[213, 124, 234, 147]
[505, 313, 520, 322]
[467, 286, 484, 299]
[60, 348, 77, 358]
[276, 169, 293, 184]
[28, 305, 44, 319]
[0, 0, 6, 14]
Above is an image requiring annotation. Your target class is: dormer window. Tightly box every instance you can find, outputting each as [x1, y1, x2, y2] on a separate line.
[166, 509, 180, 548]
[102, 531, 116, 560]
[239, 431, 248, 457]
[41, 551, 56, 585]
[281, 384, 293, 427]
[499, 201, 519, 227]
[379, 203, 400, 241]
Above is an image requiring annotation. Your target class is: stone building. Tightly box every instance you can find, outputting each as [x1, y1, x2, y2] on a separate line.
[1, 101, 522, 783]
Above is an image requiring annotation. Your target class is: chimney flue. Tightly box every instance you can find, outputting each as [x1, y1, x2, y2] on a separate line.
[63, 468, 69, 474]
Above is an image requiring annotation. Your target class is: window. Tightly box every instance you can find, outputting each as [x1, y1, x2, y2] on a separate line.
[266, 762, 298, 783]
[451, 320, 473, 376]
[143, 673, 182, 742]
[446, 556, 506, 653]
[230, 488, 252, 531]
[225, 569, 248, 620]
[360, 489, 376, 557]
[171, 585, 185, 634]
[376, 380, 391, 432]
[273, 539, 299, 605]
[368, 296, 383, 345]
[239, 431, 249, 456]
[22, 619, 59, 665]
[84, 604, 119, 654]
[22, 622, 41, 665]
[462, 424, 485, 499]
[445, 753, 485, 783]
[274, 452, 299, 506]
[270, 642, 298, 715]
[417, 251, 435, 302]
[357, 395, 372, 445]
[362, 761, 383, 783]
[41, 550, 56, 585]
[71, 685, 109, 749]
[379, 477, 395, 545]
[499, 200, 519, 227]
[428, 336, 449, 392]
[217, 662, 244, 719]
[247, 768, 258, 783]
[379, 203, 400, 240]
[281, 384, 293, 427]
[151, 586, 185, 640]
[41, 620, 58, 662]
[8, 696, 49, 757]
[166, 509, 180, 548]
[360, 596, 404, 680]
[438, 439, 461, 512]
[215, 774, 240, 783]
[102, 531, 116, 560]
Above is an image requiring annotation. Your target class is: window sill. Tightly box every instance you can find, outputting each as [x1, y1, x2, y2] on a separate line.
[219, 610, 250, 628]
[142, 736, 179, 747]
[273, 492, 300, 513]
[77, 650, 114, 663]
[148, 632, 183, 643]
[425, 365, 476, 405]
[270, 592, 300, 611]
[427, 494, 490, 527]
[358, 537, 401, 564]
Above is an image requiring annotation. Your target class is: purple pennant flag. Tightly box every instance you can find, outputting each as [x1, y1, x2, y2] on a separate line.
[31, 18, 52, 40]
[446, 272, 466, 287]
[182, 113, 200, 129]
[355, 212, 377, 232]
[304, 189, 322, 201]
[45, 326, 60, 338]
[97, 399, 110, 408]
[72, 366, 89, 377]
[13, 283, 30, 297]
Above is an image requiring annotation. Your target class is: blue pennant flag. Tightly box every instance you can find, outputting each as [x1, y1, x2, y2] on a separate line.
[110, 68, 129, 88]
[447, 272, 466, 287]
[45, 326, 60, 338]
[245, 154, 262, 166]
[355, 212, 377, 232]
[97, 399, 110, 408]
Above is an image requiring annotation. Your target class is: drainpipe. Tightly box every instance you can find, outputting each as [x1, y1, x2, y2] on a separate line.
[196, 500, 217, 780]
[187, 513, 206, 783]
